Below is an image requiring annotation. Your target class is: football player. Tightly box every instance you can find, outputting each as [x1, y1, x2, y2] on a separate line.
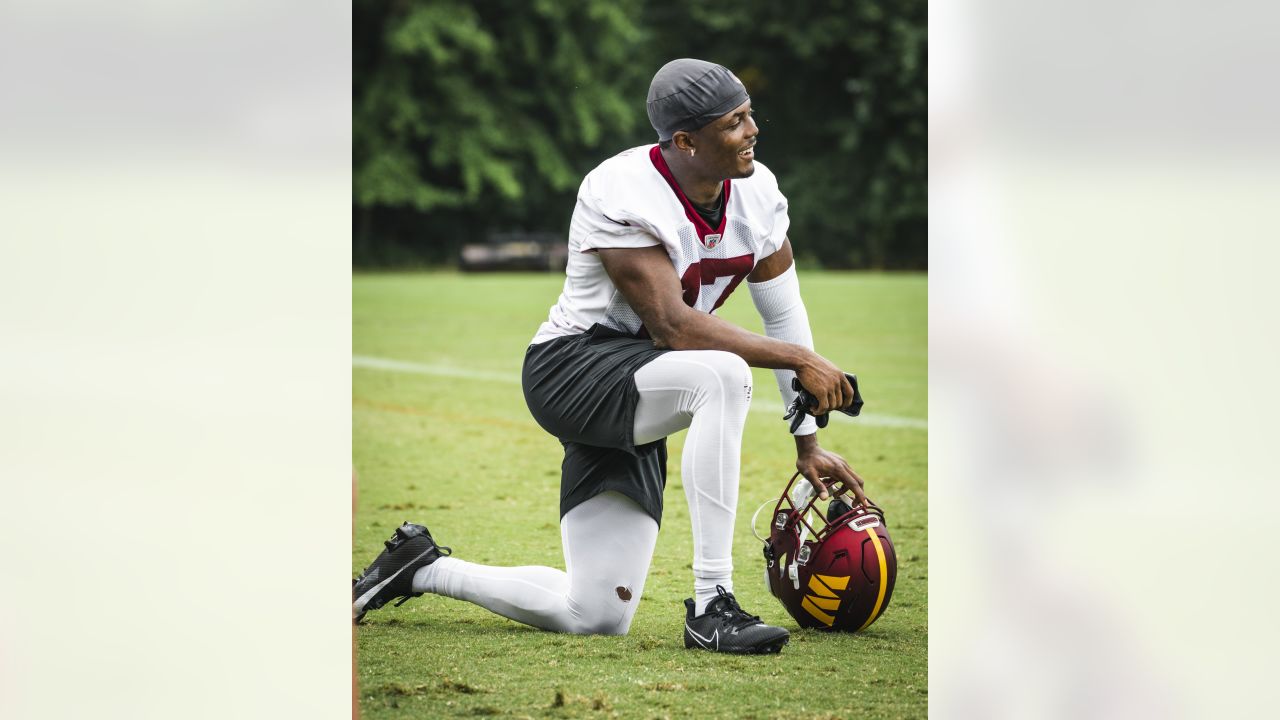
[354, 58, 867, 654]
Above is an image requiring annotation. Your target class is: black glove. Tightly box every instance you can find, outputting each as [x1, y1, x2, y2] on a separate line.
[782, 373, 864, 433]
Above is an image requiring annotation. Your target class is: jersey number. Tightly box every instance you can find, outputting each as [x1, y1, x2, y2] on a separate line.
[680, 254, 754, 312]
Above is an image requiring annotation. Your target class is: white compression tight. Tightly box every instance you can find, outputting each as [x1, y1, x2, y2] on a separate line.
[631, 350, 753, 612]
[413, 350, 752, 633]
[414, 491, 658, 635]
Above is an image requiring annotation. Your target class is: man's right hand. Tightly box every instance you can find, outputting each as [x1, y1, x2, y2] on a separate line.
[795, 353, 854, 415]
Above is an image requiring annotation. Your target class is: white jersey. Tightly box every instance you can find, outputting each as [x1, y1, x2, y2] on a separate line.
[532, 144, 790, 344]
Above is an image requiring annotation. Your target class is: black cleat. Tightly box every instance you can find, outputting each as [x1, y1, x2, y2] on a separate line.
[352, 522, 451, 624]
[683, 586, 790, 654]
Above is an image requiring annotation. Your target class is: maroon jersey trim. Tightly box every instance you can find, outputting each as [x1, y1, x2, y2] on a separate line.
[633, 146, 753, 322]
[649, 145, 731, 242]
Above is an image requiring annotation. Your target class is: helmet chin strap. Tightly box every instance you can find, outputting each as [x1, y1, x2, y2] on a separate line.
[750, 498, 775, 544]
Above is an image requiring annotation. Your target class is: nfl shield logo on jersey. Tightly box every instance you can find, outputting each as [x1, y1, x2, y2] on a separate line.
[701, 233, 721, 249]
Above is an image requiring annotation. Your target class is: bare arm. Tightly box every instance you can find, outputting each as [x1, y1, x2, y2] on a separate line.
[596, 242, 852, 414]
[602, 242, 869, 505]
[747, 236, 796, 283]
[597, 244, 799, 367]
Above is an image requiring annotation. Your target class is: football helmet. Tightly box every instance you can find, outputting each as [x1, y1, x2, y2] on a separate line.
[753, 472, 897, 631]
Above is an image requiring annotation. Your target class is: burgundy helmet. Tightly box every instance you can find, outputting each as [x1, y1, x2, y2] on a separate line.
[754, 472, 897, 631]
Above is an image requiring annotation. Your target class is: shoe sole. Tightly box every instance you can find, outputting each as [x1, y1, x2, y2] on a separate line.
[683, 635, 790, 654]
[353, 547, 435, 624]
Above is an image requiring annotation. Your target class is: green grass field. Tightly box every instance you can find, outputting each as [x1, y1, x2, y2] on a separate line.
[354, 271, 927, 719]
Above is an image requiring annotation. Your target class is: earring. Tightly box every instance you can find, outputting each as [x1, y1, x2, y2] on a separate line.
[690, 148, 696, 157]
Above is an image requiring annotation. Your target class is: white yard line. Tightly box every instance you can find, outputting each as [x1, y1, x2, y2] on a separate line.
[352, 355, 517, 383]
[353, 355, 927, 431]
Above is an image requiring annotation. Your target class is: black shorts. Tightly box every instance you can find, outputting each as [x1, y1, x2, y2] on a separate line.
[522, 324, 670, 526]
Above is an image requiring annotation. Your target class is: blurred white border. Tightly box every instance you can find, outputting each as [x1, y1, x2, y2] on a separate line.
[930, 0, 1280, 717]
[0, 2, 351, 718]
[3, 0, 1278, 716]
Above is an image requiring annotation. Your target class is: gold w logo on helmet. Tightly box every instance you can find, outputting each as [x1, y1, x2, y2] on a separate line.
[800, 574, 849, 626]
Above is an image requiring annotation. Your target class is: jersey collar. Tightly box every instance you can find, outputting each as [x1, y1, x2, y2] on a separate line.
[649, 145, 731, 243]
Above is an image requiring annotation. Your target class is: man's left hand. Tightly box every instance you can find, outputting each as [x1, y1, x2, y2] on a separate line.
[794, 435, 868, 507]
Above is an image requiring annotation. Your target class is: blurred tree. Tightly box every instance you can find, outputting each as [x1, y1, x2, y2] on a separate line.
[353, 0, 926, 269]
[354, 0, 651, 264]
[648, 0, 927, 268]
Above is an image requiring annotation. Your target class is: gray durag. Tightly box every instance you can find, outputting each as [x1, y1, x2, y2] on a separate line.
[646, 59, 749, 141]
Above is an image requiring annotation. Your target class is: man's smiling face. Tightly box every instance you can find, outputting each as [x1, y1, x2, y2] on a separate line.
[691, 99, 759, 180]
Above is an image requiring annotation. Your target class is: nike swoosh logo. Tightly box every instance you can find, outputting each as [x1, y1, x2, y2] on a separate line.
[353, 548, 434, 617]
[685, 624, 719, 650]
[602, 214, 631, 227]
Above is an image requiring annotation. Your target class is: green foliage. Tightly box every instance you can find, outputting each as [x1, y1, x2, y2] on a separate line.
[354, 0, 651, 264]
[661, 0, 928, 268]
[354, 1, 926, 269]
[354, 271, 928, 718]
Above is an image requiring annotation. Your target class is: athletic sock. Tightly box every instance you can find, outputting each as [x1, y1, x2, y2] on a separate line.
[411, 555, 457, 594]
[694, 581, 736, 615]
